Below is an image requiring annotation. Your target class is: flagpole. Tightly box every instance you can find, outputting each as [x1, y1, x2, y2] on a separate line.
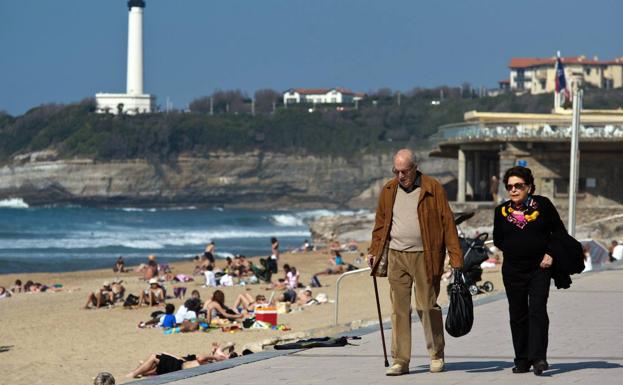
[568, 75, 583, 236]
[554, 51, 560, 112]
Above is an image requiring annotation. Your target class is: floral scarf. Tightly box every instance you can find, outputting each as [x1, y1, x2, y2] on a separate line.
[501, 196, 540, 229]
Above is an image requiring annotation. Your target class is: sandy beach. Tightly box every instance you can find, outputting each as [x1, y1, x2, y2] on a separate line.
[0, 244, 503, 385]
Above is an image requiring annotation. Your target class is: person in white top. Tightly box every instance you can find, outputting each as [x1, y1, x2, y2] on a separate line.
[204, 265, 217, 287]
[611, 241, 623, 261]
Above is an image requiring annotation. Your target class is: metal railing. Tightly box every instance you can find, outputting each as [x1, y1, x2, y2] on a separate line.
[334, 267, 371, 325]
[437, 122, 623, 142]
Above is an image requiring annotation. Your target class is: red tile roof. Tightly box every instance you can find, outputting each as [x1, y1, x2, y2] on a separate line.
[509, 56, 623, 68]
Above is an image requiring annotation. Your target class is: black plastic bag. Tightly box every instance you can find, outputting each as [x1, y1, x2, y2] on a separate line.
[445, 270, 474, 337]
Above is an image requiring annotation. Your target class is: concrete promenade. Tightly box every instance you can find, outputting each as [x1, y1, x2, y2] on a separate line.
[133, 264, 623, 385]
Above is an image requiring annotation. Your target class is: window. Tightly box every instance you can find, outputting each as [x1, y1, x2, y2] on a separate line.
[554, 178, 587, 197]
[585, 68, 592, 76]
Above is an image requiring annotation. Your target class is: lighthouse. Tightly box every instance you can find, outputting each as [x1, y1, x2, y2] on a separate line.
[95, 0, 155, 115]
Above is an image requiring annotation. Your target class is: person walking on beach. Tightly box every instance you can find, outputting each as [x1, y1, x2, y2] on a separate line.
[493, 166, 566, 376]
[368, 149, 463, 376]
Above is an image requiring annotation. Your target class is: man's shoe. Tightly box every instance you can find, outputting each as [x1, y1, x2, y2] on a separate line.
[533, 360, 549, 376]
[430, 358, 444, 373]
[386, 363, 408, 376]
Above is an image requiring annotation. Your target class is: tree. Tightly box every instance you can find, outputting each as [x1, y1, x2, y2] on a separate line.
[254, 89, 281, 114]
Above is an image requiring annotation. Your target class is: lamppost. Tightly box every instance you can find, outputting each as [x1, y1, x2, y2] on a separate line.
[568, 74, 584, 236]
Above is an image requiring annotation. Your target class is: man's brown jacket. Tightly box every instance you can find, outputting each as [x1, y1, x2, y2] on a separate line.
[369, 172, 463, 282]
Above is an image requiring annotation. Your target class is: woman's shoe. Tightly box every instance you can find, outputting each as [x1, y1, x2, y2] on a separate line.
[512, 366, 530, 374]
[533, 360, 549, 376]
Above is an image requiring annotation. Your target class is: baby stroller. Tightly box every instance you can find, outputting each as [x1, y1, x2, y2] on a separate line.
[447, 212, 495, 296]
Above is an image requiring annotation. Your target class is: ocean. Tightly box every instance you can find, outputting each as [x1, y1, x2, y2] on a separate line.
[0, 198, 363, 274]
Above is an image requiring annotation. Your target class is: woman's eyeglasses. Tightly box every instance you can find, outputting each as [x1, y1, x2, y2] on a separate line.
[505, 183, 528, 191]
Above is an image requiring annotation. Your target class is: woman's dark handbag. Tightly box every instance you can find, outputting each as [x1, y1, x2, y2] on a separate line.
[445, 270, 474, 337]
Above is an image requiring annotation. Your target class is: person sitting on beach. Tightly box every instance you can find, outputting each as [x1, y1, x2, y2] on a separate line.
[125, 343, 236, 379]
[286, 266, 300, 289]
[203, 290, 246, 323]
[113, 256, 126, 273]
[277, 288, 297, 304]
[10, 279, 23, 294]
[138, 278, 165, 307]
[85, 282, 114, 309]
[0, 286, 11, 299]
[138, 303, 177, 329]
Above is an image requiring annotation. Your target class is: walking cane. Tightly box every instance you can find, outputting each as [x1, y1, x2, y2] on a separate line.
[373, 275, 390, 367]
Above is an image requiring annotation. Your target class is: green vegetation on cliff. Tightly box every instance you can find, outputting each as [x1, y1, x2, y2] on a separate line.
[1, 88, 622, 163]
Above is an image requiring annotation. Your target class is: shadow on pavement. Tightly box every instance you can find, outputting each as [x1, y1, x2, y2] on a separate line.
[411, 360, 514, 373]
[545, 361, 623, 375]
[0, 345, 14, 353]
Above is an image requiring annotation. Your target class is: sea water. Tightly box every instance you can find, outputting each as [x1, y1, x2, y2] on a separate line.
[0, 198, 362, 274]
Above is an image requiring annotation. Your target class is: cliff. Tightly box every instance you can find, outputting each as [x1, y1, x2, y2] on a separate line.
[0, 150, 457, 208]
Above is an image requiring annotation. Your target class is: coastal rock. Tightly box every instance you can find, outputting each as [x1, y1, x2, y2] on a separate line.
[0, 151, 457, 208]
[309, 213, 375, 244]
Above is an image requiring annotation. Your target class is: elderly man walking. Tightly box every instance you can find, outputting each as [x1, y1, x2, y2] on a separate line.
[368, 149, 463, 376]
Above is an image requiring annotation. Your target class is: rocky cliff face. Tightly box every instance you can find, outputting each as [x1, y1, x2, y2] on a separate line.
[0, 151, 457, 208]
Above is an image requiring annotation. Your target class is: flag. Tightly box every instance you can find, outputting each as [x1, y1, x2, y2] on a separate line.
[555, 57, 571, 107]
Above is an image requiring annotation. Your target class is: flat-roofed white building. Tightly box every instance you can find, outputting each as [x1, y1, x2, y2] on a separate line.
[283, 88, 364, 105]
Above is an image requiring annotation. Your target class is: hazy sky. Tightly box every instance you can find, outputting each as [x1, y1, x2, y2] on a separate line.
[1, 0, 621, 115]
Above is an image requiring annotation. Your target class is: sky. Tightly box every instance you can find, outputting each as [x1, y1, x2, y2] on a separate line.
[1, 0, 621, 115]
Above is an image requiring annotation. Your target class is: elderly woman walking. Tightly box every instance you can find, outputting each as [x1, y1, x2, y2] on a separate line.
[493, 166, 566, 376]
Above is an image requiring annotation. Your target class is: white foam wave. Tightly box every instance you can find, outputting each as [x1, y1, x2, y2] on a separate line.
[0, 228, 310, 250]
[0, 198, 29, 209]
[118, 206, 198, 212]
[270, 209, 371, 227]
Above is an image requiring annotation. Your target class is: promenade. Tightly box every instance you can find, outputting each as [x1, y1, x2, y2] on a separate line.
[131, 264, 623, 385]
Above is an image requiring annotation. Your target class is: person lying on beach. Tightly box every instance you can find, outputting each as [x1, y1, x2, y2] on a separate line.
[125, 343, 236, 379]
[0, 286, 11, 299]
[296, 289, 320, 307]
[138, 278, 165, 307]
[312, 250, 346, 277]
[203, 290, 246, 323]
[233, 293, 270, 312]
[138, 303, 177, 329]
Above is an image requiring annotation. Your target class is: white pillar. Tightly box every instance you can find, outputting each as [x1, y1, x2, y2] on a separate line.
[126, 3, 144, 95]
[458, 149, 466, 203]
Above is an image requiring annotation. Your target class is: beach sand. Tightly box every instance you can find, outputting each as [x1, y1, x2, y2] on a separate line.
[0, 244, 502, 385]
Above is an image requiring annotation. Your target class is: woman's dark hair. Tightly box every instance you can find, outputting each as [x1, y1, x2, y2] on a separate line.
[271, 237, 278, 244]
[15, 279, 22, 285]
[212, 289, 225, 306]
[283, 264, 290, 272]
[503, 166, 536, 194]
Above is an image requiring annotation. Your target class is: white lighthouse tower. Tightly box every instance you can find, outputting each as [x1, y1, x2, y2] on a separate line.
[96, 0, 155, 115]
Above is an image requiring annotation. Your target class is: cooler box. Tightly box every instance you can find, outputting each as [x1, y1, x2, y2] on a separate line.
[255, 306, 278, 326]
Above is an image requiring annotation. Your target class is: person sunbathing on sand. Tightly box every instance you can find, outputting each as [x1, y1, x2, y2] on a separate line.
[313, 250, 346, 277]
[138, 278, 165, 307]
[203, 290, 246, 323]
[0, 286, 11, 299]
[233, 293, 269, 312]
[125, 343, 236, 378]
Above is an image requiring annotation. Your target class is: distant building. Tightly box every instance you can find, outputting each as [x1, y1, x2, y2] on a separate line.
[283, 88, 365, 105]
[508, 56, 623, 94]
[431, 109, 623, 206]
